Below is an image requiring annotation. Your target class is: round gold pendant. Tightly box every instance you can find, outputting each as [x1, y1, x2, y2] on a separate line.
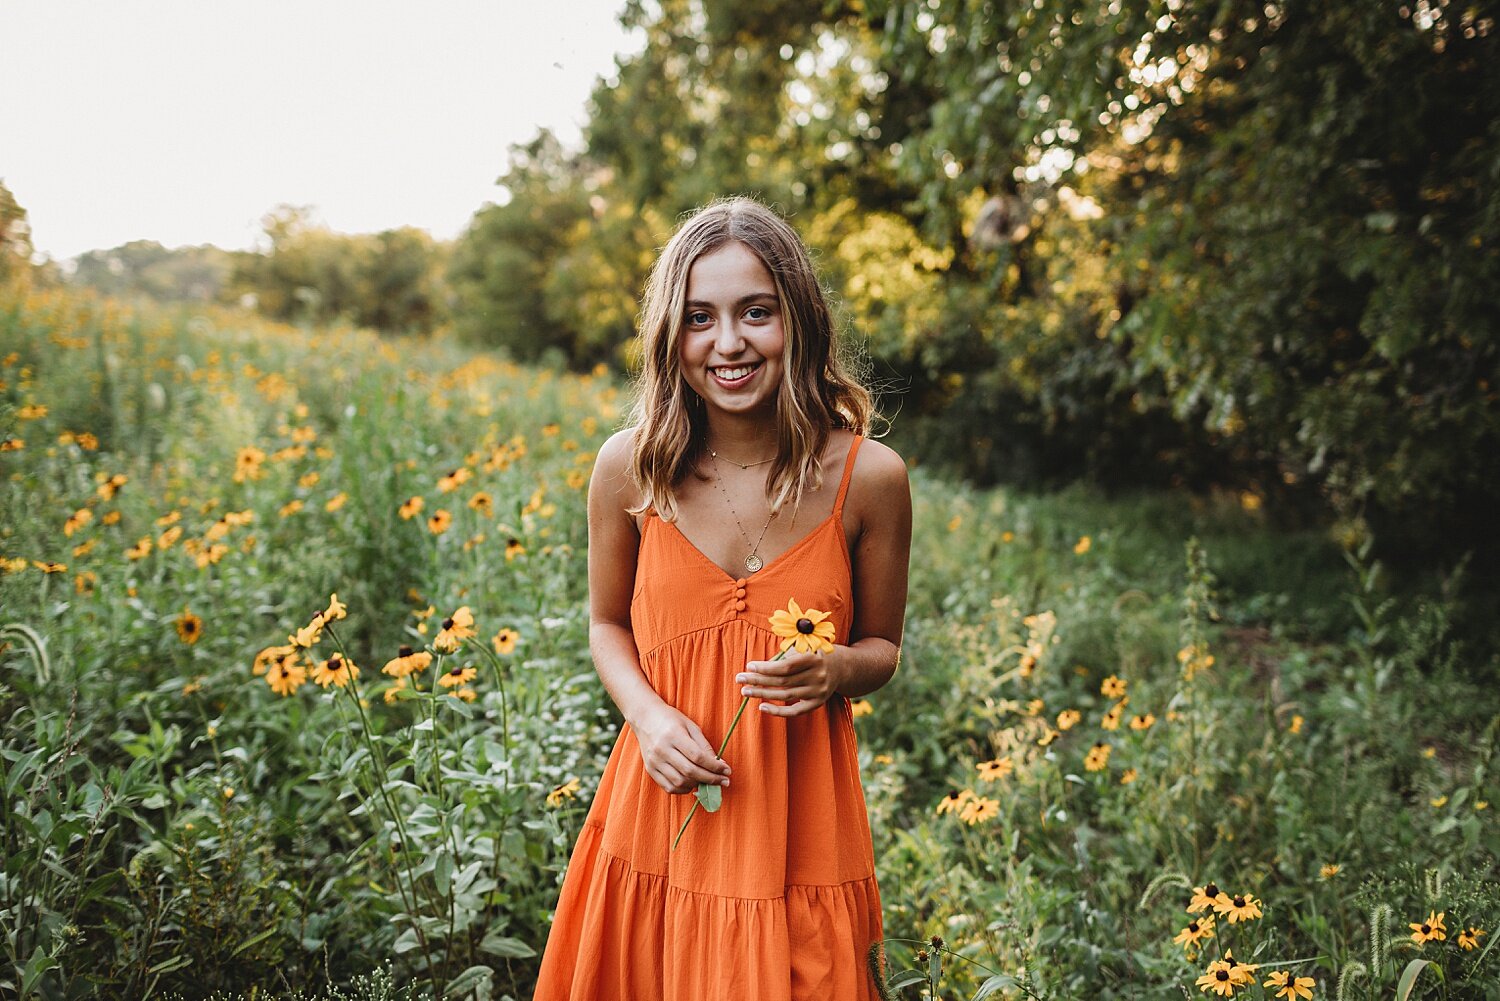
[745, 553, 764, 573]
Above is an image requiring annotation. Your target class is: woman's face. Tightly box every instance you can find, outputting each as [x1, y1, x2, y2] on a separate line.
[677, 240, 786, 421]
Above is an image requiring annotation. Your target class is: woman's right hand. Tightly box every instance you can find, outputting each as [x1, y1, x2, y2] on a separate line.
[631, 702, 732, 795]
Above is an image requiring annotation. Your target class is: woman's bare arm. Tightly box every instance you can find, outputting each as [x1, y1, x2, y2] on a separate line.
[588, 430, 732, 793]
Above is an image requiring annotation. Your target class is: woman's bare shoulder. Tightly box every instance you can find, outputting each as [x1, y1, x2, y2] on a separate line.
[852, 436, 909, 493]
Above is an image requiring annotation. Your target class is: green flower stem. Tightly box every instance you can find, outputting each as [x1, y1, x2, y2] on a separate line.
[672, 646, 791, 851]
[325, 624, 440, 994]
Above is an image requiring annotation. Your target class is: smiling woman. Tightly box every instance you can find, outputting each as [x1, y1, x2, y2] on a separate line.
[532, 196, 913, 1000]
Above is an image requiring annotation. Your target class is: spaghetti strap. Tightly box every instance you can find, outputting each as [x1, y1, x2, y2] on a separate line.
[833, 434, 864, 519]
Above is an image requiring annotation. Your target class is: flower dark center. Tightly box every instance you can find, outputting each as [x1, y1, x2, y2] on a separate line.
[442, 617, 454, 629]
[796, 618, 814, 634]
[1205, 883, 1220, 896]
[1215, 971, 1229, 982]
[329, 655, 342, 668]
[1421, 924, 1431, 934]
[1233, 896, 1245, 907]
[448, 666, 463, 675]
[1188, 921, 1200, 932]
[398, 645, 414, 657]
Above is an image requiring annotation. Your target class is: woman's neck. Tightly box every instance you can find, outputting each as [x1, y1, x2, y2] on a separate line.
[702, 413, 779, 464]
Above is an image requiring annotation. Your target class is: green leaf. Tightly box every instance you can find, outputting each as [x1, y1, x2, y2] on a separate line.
[696, 782, 723, 813]
[887, 969, 928, 990]
[444, 965, 494, 997]
[972, 974, 1019, 1000]
[230, 925, 279, 957]
[479, 932, 537, 958]
[1396, 958, 1441, 1001]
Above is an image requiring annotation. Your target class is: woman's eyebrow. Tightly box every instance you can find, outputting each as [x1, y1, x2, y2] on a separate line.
[684, 292, 779, 310]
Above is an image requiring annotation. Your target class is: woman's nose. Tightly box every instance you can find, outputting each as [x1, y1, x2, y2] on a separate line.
[714, 320, 747, 354]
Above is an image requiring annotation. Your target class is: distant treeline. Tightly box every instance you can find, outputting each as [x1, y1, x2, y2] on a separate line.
[13, 0, 1500, 576]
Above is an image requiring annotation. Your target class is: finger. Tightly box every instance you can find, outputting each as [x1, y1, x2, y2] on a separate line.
[683, 725, 732, 776]
[668, 747, 729, 787]
[758, 698, 824, 717]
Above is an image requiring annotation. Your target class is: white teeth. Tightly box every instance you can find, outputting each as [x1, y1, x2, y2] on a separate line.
[714, 365, 756, 380]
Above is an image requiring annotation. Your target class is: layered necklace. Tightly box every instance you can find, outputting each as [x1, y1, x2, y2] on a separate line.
[708, 446, 777, 573]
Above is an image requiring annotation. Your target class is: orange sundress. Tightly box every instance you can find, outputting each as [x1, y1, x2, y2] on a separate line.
[533, 434, 884, 1000]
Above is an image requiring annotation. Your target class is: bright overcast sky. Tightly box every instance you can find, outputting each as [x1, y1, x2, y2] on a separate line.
[0, 1, 637, 261]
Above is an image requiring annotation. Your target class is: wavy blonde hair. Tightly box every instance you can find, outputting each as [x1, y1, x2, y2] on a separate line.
[628, 196, 874, 521]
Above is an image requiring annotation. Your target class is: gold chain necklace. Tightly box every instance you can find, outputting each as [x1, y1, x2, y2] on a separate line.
[708, 447, 776, 470]
[708, 451, 776, 573]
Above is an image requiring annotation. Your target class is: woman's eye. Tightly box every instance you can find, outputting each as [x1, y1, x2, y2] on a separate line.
[687, 311, 711, 326]
[746, 306, 771, 320]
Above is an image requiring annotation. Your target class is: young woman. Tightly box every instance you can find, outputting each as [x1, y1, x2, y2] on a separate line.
[533, 196, 912, 1000]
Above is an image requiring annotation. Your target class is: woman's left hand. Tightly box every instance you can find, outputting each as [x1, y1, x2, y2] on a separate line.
[736, 649, 845, 718]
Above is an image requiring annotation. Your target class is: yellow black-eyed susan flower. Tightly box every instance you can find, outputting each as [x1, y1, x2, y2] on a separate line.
[467, 491, 493, 517]
[977, 757, 1015, 781]
[1262, 971, 1315, 1000]
[1173, 915, 1215, 951]
[1120, 768, 1138, 784]
[1084, 742, 1111, 771]
[72, 538, 95, 558]
[279, 499, 304, 517]
[1188, 884, 1225, 914]
[1222, 951, 1257, 985]
[176, 610, 203, 645]
[399, 496, 424, 519]
[125, 537, 152, 560]
[437, 664, 477, 688]
[1036, 727, 1060, 747]
[320, 593, 347, 622]
[769, 599, 836, 656]
[434, 607, 477, 652]
[1215, 893, 1263, 924]
[1458, 927, 1485, 950]
[547, 777, 582, 807]
[63, 508, 92, 536]
[1073, 535, 1091, 554]
[266, 653, 306, 697]
[1130, 713, 1156, 731]
[1409, 910, 1447, 944]
[1100, 701, 1126, 731]
[33, 560, 67, 573]
[935, 789, 973, 816]
[1101, 675, 1127, 699]
[1056, 709, 1081, 731]
[0, 438, 23, 451]
[437, 467, 472, 492]
[74, 571, 96, 594]
[254, 643, 295, 676]
[1319, 863, 1340, 880]
[450, 686, 477, 702]
[505, 537, 525, 560]
[299, 471, 320, 489]
[1025, 698, 1045, 716]
[428, 509, 452, 534]
[311, 653, 358, 689]
[1196, 960, 1239, 997]
[234, 446, 266, 482]
[158, 525, 183, 550]
[491, 628, 519, 655]
[326, 492, 348, 512]
[850, 698, 873, 718]
[960, 796, 1000, 825]
[97, 473, 127, 500]
[382, 645, 432, 679]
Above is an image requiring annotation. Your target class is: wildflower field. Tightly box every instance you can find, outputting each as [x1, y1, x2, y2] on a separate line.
[1, 285, 1496, 1000]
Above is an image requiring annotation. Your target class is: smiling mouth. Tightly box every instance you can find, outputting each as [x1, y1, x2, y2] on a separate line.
[711, 362, 761, 384]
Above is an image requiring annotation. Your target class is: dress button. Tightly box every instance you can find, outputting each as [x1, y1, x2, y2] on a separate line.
[734, 600, 747, 612]
[734, 587, 746, 598]
[734, 578, 747, 587]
